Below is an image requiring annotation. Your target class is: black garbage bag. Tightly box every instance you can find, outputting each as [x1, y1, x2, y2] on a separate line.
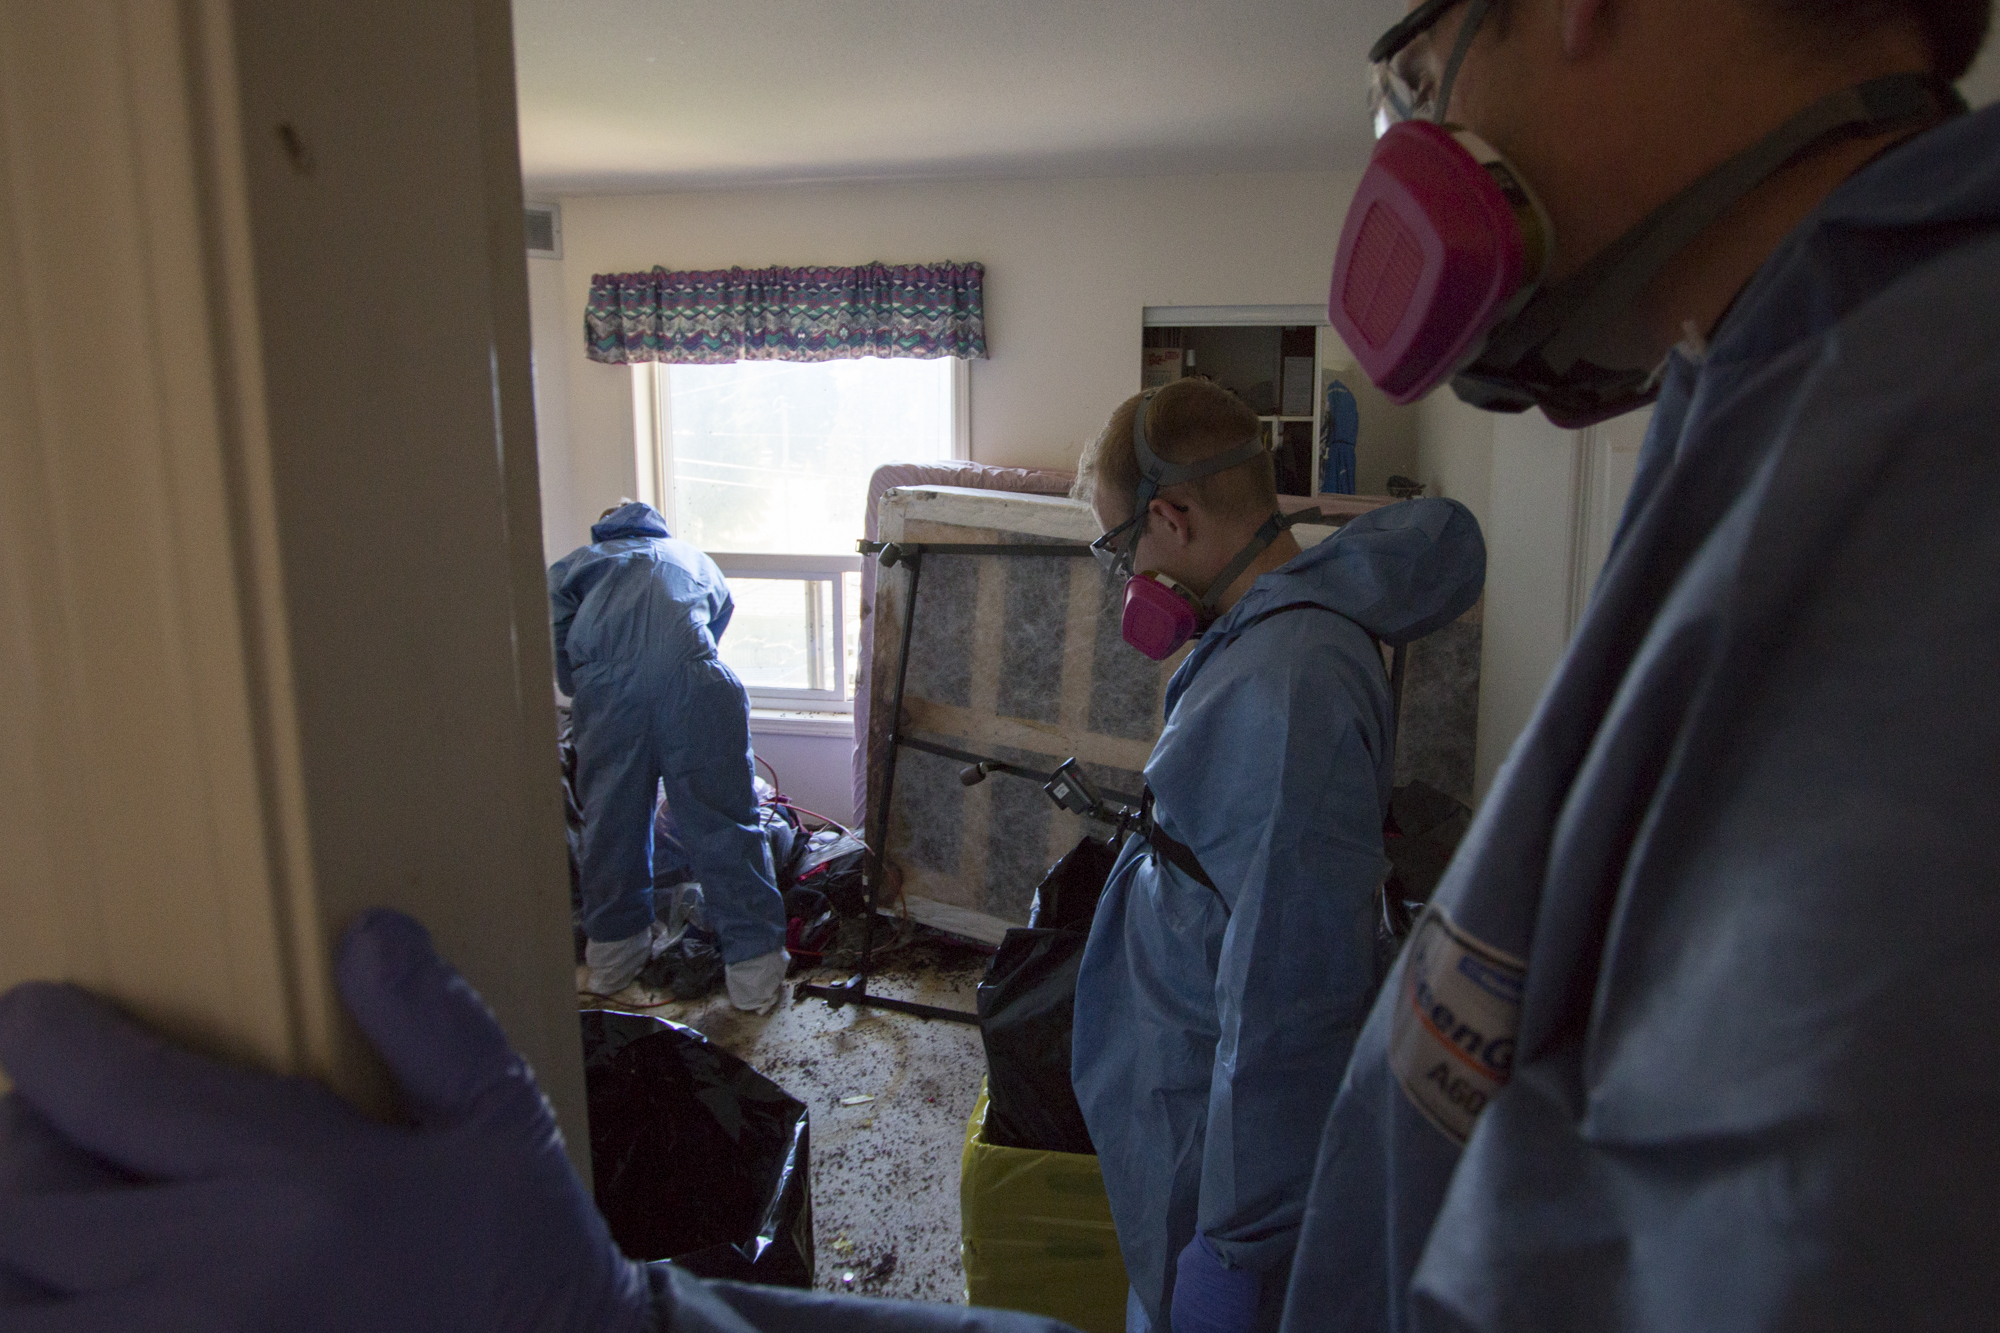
[1025, 835, 1119, 932]
[792, 829, 868, 917]
[637, 926, 724, 1000]
[1380, 780, 1474, 938]
[582, 1010, 814, 1287]
[974, 836, 1119, 1155]
[977, 928, 1096, 1154]
[1385, 781, 1471, 902]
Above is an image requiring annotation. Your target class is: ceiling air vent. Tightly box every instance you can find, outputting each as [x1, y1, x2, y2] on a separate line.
[524, 203, 561, 259]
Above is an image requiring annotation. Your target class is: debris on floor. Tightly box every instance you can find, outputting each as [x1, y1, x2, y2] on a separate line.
[580, 922, 992, 1302]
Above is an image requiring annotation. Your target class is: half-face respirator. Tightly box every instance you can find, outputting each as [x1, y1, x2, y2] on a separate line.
[1329, 0, 1961, 427]
[1090, 393, 1321, 661]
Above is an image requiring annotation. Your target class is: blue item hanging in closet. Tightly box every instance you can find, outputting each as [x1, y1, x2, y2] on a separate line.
[1319, 381, 1359, 495]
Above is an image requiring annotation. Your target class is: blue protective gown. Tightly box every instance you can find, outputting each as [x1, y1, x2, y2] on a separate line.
[1281, 100, 2000, 1333]
[548, 503, 785, 964]
[1071, 499, 1486, 1333]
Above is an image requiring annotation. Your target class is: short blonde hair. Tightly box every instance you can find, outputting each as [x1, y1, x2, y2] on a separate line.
[1073, 379, 1274, 525]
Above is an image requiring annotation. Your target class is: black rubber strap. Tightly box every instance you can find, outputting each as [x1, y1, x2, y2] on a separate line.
[1487, 72, 1963, 375]
[1139, 787, 1225, 911]
[1138, 600, 1401, 914]
[1198, 509, 1329, 614]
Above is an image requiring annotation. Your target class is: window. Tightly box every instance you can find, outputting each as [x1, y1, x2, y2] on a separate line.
[634, 357, 968, 712]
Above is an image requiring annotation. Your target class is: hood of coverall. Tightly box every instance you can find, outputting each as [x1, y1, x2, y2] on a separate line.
[1167, 496, 1484, 713]
[590, 501, 672, 543]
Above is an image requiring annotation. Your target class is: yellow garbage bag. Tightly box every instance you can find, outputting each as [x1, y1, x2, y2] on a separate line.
[960, 1080, 1128, 1333]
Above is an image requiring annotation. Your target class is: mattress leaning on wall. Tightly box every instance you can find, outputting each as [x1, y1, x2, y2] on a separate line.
[852, 463, 1078, 825]
[866, 488, 1155, 941]
[863, 486, 1483, 944]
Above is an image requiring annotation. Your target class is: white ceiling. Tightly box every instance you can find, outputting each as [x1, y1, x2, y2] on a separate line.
[511, 0, 1404, 194]
[512, 0, 2000, 197]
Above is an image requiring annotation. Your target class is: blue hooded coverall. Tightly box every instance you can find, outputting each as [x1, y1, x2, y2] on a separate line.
[1071, 498, 1487, 1333]
[548, 503, 785, 965]
[1277, 97, 2000, 1333]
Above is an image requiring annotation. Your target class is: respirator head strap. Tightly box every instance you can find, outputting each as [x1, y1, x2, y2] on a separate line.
[1466, 72, 1963, 409]
[1121, 389, 1270, 571]
[1197, 508, 1324, 613]
[1369, 0, 1493, 132]
[1130, 391, 1269, 490]
[1430, 0, 1490, 131]
[1369, 0, 1464, 64]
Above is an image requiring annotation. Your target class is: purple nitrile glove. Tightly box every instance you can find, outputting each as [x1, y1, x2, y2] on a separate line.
[0, 909, 651, 1333]
[1170, 1233, 1260, 1333]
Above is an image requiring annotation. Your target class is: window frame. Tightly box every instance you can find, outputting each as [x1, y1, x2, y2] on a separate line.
[706, 553, 861, 711]
[632, 357, 970, 713]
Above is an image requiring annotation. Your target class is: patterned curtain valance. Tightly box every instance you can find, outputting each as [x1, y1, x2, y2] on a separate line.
[585, 261, 986, 364]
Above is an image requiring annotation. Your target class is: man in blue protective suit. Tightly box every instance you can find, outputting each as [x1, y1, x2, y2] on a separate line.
[1067, 379, 1484, 1333]
[549, 501, 788, 1010]
[1279, 0, 2000, 1330]
[6, 0, 2000, 1328]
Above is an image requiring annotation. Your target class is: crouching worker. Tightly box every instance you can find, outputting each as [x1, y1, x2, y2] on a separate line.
[549, 501, 788, 1013]
[1068, 380, 1484, 1333]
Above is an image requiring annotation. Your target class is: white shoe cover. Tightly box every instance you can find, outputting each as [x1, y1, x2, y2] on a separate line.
[724, 949, 788, 1015]
[584, 922, 667, 995]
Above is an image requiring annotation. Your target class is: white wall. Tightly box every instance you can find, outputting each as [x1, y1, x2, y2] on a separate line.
[1327, 343, 1420, 496]
[1476, 411, 1592, 799]
[527, 252, 579, 565]
[526, 168, 1364, 556]
[1413, 391, 1496, 533]
[1414, 395, 1649, 803]
[1414, 399, 1568, 804]
[754, 728, 861, 827]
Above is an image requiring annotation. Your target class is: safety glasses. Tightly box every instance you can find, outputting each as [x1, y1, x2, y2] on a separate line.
[1367, 0, 1492, 138]
[1089, 514, 1142, 580]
